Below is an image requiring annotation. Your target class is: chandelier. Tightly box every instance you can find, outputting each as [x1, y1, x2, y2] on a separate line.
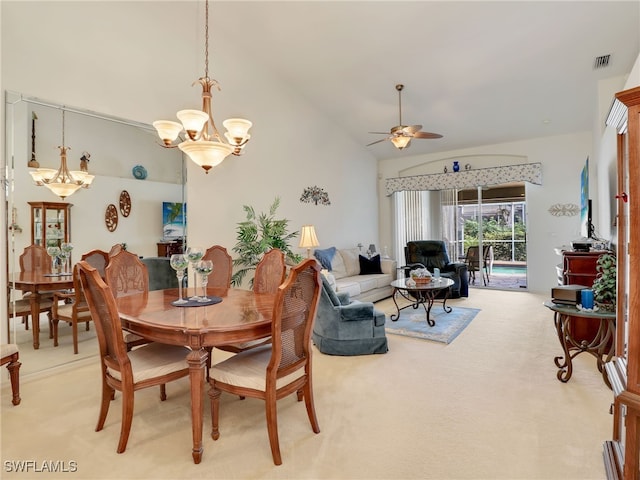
[153, 0, 252, 173]
[29, 109, 94, 199]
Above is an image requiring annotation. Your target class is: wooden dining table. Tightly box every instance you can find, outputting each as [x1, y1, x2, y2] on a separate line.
[8, 271, 74, 349]
[115, 286, 276, 464]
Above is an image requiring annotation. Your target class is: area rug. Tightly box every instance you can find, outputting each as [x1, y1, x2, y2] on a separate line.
[385, 306, 480, 344]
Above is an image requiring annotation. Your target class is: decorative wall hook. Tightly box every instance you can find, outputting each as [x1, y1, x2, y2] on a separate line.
[615, 192, 628, 203]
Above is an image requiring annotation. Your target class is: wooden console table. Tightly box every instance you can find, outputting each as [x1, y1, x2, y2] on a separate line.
[544, 301, 615, 388]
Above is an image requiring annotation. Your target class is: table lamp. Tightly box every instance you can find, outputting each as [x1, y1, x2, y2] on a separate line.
[299, 225, 319, 258]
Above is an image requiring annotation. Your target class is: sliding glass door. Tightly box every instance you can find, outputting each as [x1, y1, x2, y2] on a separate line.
[393, 182, 527, 289]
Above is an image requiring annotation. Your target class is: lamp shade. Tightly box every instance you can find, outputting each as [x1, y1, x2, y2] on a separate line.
[299, 225, 319, 249]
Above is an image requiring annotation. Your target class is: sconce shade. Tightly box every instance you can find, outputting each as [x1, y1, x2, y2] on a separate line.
[299, 225, 320, 249]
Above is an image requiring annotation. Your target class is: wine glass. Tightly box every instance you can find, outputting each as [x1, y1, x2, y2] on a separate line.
[60, 242, 73, 273]
[46, 246, 61, 273]
[195, 260, 213, 302]
[169, 254, 189, 305]
[185, 246, 204, 300]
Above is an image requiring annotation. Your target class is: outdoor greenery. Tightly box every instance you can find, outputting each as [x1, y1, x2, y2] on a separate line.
[462, 217, 527, 261]
[231, 197, 302, 287]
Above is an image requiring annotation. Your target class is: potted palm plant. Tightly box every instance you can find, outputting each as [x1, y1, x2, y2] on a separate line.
[591, 252, 616, 311]
[231, 197, 302, 287]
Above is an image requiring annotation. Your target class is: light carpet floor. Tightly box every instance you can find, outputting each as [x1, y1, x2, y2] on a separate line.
[1, 289, 612, 479]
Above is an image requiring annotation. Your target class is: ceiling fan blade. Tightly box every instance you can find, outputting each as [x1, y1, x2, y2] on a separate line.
[413, 131, 443, 139]
[368, 131, 392, 135]
[366, 137, 390, 147]
[402, 125, 422, 134]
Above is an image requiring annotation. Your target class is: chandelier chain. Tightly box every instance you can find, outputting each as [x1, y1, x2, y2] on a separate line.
[61, 109, 65, 146]
[204, 0, 209, 79]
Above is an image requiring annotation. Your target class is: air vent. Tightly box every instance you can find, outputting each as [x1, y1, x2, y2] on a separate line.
[594, 54, 611, 69]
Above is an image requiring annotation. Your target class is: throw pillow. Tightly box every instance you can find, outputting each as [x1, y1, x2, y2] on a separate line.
[314, 247, 336, 271]
[359, 254, 383, 275]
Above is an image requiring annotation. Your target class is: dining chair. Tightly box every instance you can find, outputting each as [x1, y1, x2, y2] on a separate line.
[81, 249, 110, 279]
[217, 249, 286, 354]
[104, 250, 150, 350]
[202, 245, 232, 288]
[208, 258, 322, 465]
[19, 245, 52, 273]
[16, 245, 55, 333]
[51, 264, 93, 354]
[6, 295, 53, 340]
[253, 249, 286, 294]
[1, 344, 21, 405]
[108, 243, 123, 257]
[77, 261, 190, 454]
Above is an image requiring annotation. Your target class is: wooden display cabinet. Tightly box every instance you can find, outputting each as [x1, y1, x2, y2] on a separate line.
[28, 201, 72, 249]
[602, 86, 640, 480]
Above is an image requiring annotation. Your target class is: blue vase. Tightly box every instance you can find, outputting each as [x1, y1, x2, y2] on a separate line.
[453, 161, 460, 172]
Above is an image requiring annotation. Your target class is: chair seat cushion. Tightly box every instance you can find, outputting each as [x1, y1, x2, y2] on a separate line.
[1, 344, 19, 358]
[56, 304, 92, 320]
[108, 343, 189, 383]
[211, 345, 304, 391]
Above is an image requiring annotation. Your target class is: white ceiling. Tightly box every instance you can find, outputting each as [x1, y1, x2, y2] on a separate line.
[215, 1, 640, 160]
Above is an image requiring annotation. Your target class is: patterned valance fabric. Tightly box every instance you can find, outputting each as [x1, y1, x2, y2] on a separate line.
[385, 163, 542, 196]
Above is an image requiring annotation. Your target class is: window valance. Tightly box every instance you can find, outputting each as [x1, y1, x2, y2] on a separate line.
[385, 162, 542, 196]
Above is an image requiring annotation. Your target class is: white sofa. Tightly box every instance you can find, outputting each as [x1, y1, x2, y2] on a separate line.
[315, 248, 397, 303]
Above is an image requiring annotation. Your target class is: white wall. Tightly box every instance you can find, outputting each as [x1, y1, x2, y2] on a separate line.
[1, 1, 379, 304]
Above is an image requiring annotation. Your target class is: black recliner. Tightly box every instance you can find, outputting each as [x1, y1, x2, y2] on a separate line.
[404, 241, 469, 298]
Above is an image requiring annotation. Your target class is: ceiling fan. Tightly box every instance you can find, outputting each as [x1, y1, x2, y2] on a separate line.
[367, 84, 443, 150]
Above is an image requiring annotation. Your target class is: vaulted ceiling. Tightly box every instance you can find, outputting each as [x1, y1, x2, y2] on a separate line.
[215, 1, 640, 160]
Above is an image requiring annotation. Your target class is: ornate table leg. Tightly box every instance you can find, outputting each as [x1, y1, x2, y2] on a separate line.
[553, 312, 574, 382]
[441, 288, 453, 314]
[187, 347, 208, 464]
[390, 288, 401, 321]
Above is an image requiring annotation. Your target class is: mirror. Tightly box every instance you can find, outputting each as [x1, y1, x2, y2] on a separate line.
[5, 91, 185, 375]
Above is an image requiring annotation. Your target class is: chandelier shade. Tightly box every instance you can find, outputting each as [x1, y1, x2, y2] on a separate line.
[29, 111, 94, 199]
[178, 140, 233, 172]
[153, 0, 252, 173]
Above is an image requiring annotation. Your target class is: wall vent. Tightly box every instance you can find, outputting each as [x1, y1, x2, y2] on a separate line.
[594, 54, 611, 69]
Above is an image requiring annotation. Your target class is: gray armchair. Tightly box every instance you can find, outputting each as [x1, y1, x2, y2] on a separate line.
[404, 241, 469, 298]
[141, 257, 176, 291]
[312, 276, 388, 356]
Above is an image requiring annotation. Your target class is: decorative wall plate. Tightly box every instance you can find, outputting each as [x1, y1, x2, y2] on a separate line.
[119, 190, 131, 217]
[105, 204, 118, 232]
[132, 165, 147, 180]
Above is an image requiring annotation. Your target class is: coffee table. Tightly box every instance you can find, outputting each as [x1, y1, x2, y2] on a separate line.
[390, 277, 454, 326]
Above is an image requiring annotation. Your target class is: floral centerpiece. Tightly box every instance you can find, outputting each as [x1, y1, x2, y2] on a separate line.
[410, 267, 432, 284]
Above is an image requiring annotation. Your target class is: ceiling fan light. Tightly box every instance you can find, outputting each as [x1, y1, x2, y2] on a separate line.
[391, 136, 411, 149]
[153, 120, 183, 145]
[178, 140, 234, 173]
